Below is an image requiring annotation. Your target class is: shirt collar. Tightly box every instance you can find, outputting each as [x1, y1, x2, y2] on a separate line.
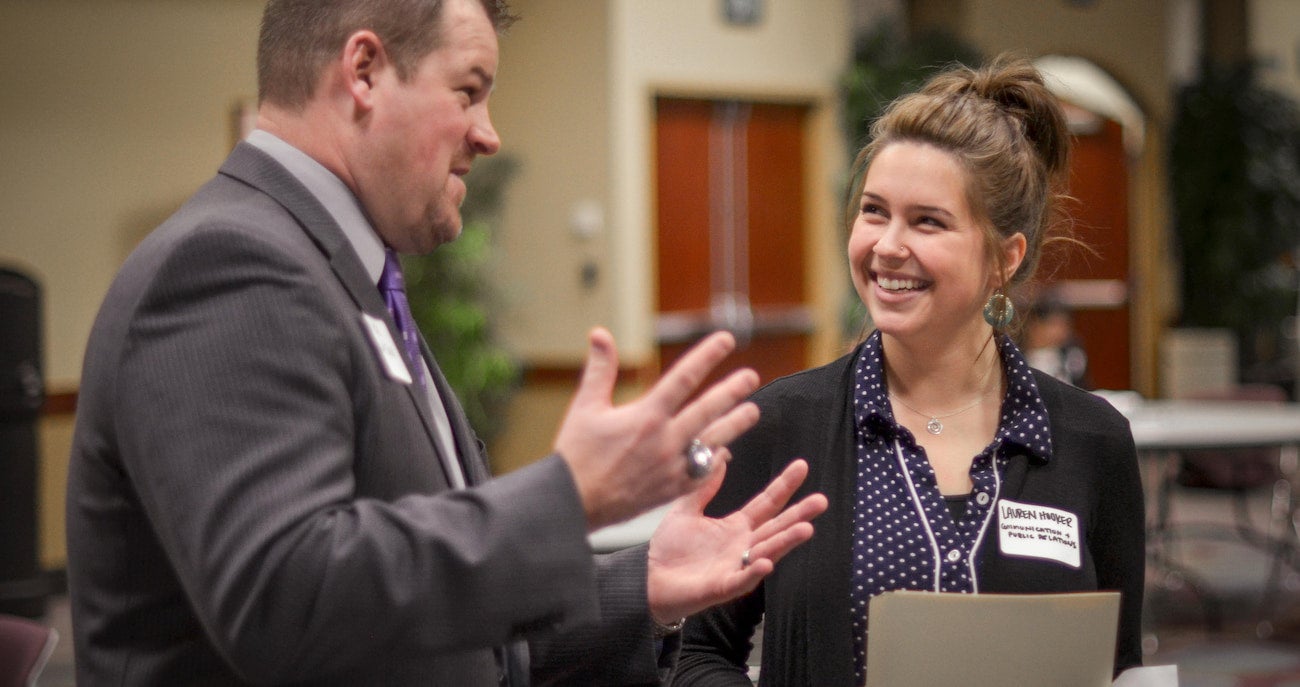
[852, 330, 1053, 463]
[244, 129, 386, 284]
[992, 334, 1054, 463]
[852, 331, 894, 438]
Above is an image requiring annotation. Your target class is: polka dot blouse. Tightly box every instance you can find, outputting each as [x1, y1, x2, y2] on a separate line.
[849, 331, 1053, 682]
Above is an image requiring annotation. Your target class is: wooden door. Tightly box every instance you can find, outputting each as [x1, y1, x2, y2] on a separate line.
[1043, 111, 1132, 390]
[654, 98, 813, 385]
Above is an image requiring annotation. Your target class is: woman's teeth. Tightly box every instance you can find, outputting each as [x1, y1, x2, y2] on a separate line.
[878, 276, 925, 291]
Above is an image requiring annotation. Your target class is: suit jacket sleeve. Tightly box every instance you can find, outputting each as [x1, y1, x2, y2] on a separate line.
[109, 221, 600, 683]
[530, 544, 678, 686]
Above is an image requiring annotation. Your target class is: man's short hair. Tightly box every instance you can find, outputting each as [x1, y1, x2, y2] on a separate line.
[258, 0, 516, 109]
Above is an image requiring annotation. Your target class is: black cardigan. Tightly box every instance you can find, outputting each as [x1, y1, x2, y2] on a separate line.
[674, 346, 1145, 686]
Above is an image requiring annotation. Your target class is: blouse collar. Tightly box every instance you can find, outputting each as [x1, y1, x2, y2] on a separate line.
[852, 330, 1053, 463]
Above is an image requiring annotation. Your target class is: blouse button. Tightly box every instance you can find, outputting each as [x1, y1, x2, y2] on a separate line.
[975, 492, 990, 506]
[946, 549, 961, 563]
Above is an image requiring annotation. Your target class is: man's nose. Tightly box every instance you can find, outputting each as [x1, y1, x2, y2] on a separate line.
[470, 110, 501, 156]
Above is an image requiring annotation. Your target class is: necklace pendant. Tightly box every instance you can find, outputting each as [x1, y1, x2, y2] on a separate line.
[926, 418, 943, 435]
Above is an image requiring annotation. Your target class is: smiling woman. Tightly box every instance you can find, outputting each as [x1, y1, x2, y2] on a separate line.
[849, 141, 1025, 352]
[674, 55, 1146, 686]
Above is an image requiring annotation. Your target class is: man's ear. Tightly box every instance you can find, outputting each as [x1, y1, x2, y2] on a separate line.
[341, 30, 386, 112]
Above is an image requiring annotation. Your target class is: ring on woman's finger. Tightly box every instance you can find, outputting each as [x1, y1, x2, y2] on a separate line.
[684, 439, 714, 479]
[741, 548, 752, 569]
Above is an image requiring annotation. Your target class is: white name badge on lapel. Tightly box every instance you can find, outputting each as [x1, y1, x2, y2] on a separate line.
[361, 312, 413, 385]
[997, 499, 1081, 568]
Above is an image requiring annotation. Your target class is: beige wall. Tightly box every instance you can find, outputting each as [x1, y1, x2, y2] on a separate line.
[965, 1, 1170, 121]
[491, 0, 614, 364]
[1, 0, 265, 390]
[1250, 0, 1300, 100]
[38, 416, 74, 570]
[1, 1, 262, 568]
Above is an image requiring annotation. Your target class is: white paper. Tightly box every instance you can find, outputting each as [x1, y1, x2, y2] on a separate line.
[1113, 665, 1178, 687]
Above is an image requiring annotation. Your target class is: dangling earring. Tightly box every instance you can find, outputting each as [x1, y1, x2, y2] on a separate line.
[983, 291, 1015, 329]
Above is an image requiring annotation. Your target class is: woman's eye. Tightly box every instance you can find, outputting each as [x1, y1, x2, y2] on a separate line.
[861, 203, 884, 217]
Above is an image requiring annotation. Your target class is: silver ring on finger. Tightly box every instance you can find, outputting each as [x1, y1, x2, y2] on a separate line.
[741, 548, 752, 569]
[684, 439, 714, 479]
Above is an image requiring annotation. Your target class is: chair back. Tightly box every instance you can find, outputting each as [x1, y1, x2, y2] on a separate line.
[0, 614, 58, 687]
[1176, 384, 1288, 490]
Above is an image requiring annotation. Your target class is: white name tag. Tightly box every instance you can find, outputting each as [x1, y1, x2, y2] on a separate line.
[997, 499, 1081, 568]
[361, 312, 413, 385]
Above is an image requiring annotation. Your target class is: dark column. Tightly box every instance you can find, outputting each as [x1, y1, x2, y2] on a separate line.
[1202, 0, 1249, 67]
[0, 266, 48, 618]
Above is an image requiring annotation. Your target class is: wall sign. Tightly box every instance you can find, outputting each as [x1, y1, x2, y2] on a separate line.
[722, 0, 764, 26]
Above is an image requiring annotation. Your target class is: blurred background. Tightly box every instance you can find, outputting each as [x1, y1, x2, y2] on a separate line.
[3, 0, 1300, 684]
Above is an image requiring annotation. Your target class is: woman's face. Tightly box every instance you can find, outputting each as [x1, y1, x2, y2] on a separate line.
[848, 141, 1025, 345]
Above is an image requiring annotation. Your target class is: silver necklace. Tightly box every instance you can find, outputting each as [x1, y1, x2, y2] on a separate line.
[889, 392, 988, 435]
[888, 361, 998, 436]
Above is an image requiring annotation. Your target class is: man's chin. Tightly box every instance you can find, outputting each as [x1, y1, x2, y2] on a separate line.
[424, 218, 464, 252]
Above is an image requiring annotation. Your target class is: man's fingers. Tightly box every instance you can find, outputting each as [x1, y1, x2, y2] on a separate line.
[646, 331, 738, 412]
[678, 395, 759, 473]
[569, 327, 619, 411]
[671, 369, 760, 447]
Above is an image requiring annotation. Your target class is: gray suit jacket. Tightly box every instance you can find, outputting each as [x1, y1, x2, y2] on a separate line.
[67, 143, 667, 686]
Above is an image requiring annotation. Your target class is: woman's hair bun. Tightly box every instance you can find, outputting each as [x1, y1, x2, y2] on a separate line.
[963, 54, 1070, 181]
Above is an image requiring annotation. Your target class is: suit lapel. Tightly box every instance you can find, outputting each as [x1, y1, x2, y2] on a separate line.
[217, 143, 461, 486]
[419, 337, 492, 485]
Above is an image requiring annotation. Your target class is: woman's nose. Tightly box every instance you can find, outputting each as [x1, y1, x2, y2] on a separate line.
[873, 222, 908, 259]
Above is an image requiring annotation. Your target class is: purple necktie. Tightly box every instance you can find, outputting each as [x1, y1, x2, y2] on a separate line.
[378, 249, 426, 388]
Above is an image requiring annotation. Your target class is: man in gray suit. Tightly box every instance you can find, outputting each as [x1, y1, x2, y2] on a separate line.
[65, 0, 827, 684]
